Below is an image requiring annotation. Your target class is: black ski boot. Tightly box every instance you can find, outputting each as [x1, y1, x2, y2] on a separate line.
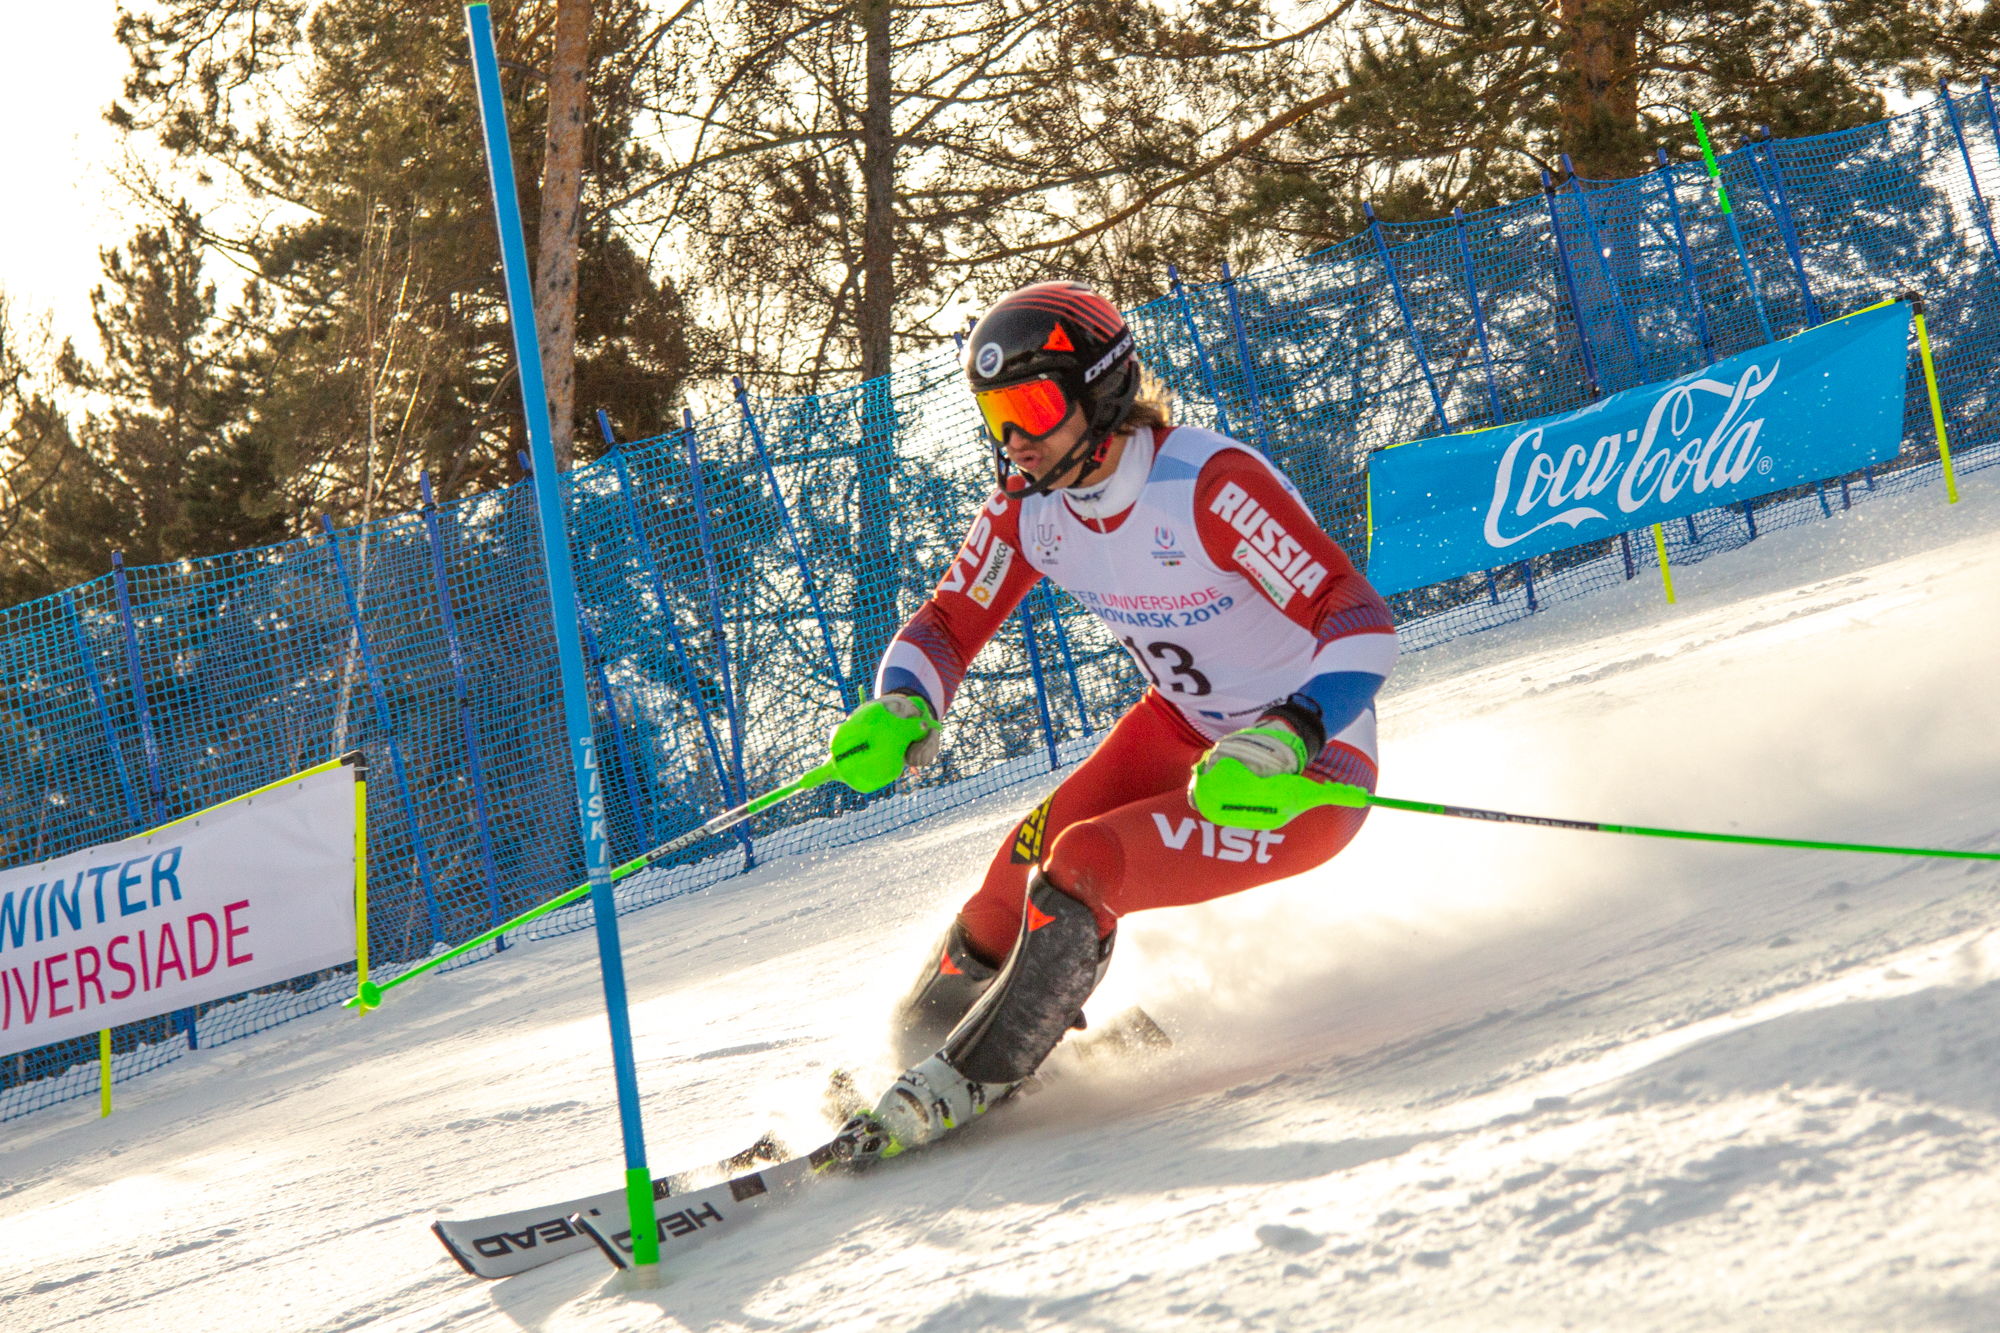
[890, 918, 1000, 1067]
[866, 870, 1113, 1153]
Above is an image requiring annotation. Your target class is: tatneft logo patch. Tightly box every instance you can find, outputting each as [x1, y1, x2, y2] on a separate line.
[1207, 482, 1327, 606]
[976, 342, 1004, 377]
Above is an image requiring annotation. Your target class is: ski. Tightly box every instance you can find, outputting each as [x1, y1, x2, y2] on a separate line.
[570, 1061, 1075, 1270]
[570, 1007, 1174, 1273]
[435, 1008, 1171, 1280]
[430, 1132, 786, 1279]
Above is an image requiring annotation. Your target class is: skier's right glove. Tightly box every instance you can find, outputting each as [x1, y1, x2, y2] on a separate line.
[829, 691, 941, 794]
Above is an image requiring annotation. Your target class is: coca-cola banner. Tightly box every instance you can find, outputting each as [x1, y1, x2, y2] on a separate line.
[1364, 301, 1911, 595]
[0, 760, 360, 1056]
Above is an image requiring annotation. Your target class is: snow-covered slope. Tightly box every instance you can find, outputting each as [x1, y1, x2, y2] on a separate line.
[6, 473, 2000, 1332]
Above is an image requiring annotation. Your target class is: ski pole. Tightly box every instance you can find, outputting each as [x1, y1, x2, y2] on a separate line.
[346, 759, 841, 1010]
[1194, 767, 2000, 862]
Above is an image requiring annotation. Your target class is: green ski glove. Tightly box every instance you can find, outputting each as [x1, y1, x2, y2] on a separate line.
[830, 692, 941, 794]
[1190, 723, 1365, 830]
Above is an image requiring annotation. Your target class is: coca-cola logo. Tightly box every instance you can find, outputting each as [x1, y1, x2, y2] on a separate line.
[1484, 360, 1778, 548]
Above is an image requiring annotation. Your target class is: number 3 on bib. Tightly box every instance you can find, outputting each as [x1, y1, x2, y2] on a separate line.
[1122, 637, 1213, 697]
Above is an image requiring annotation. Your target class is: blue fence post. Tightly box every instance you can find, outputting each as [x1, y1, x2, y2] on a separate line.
[1167, 265, 1234, 437]
[1702, 146, 1777, 346]
[67, 586, 160, 1055]
[1562, 156, 1649, 383]
[1620, 532, 1637, 579]
[682, 409, 751, 856]
[418, 473, 506, 941]
[1364, 204, 1450, 429]
[1746, 131, 1821, 327]
[728, 379, 850, 706]
[1218, 261, 1275, 454]
[319, 516, 442, 946]
[1742, 502, 1758, 540]
[1037, 582, 1091, 736]
[64, 592, 141, 831]
[1982, 77, 2000, 169]
[1540, 171, 1602, 400]
[605, 450, 749, 863]
[108, 554, 167, 826]
[1016, 604, 1061, 772]
[1485, 569, 1501, 604]
[1685, 515, 1699, 543]
[1657, 150, 1716, 361]
[1941, 80, 2000, 271]
[1451, 207, 1505, 423]
[111, 564, 198, 1047]
[1520, 560, 1538, 612]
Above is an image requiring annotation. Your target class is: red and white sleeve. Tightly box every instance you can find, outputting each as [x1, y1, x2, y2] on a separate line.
[1193, 448, 1398, 711]
[874, 492, 1043, 715]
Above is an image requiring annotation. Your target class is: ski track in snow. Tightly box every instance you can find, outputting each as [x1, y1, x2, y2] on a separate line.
[6, 473, 2000, 1332]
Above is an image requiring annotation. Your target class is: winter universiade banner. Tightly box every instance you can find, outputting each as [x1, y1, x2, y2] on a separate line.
[0, 760, 363, 1055]
[1364, 301, 1913, 595]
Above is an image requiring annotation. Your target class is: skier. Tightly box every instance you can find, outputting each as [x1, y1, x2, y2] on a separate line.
[826, 282, 1397, 1157]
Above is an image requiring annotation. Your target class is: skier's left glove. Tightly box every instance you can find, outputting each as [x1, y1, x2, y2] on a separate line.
[1204, 723, 1310, 778]
[1191, 720, 1351, 830]
[830, 690, 941, 794]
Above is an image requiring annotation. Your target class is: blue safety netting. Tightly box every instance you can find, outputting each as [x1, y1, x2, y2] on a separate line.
[7, 87, 2000, 1123]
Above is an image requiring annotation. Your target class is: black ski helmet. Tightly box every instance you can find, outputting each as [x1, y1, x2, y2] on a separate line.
[965, 282, 1140, 494]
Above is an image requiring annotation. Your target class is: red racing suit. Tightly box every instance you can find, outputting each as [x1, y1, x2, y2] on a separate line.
[876, 425, 1397, 962]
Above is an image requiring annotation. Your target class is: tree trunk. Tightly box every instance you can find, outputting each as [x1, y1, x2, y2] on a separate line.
[849, 0, 900, 714]
[1556, 0, 1642, 181]
[536, 0, 592, 470]
[856, 0, 896, 379]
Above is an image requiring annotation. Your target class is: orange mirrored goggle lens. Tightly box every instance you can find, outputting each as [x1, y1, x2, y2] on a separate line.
[976, 378, 1072, 442]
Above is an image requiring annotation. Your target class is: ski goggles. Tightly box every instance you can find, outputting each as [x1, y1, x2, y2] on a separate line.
[975, 377, 1074, 443]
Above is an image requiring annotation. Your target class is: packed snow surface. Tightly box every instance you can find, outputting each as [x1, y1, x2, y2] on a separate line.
[7, 474, 2000, 1332]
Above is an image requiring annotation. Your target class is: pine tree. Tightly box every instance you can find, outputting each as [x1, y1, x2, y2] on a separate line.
[0, 299, 80, 603]
[106, 0, 703, 521]
[32, 209, 262, 584]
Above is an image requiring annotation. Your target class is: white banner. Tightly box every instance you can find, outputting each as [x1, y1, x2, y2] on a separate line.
[0, 762, 359, 1056]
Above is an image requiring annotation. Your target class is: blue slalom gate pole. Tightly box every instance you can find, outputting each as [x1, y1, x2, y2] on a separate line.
[463, 3, 660, 1279]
